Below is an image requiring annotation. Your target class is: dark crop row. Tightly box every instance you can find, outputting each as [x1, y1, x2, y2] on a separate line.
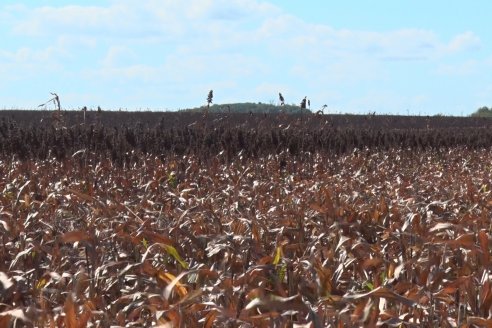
[2, 109, 492, 129]
[1, 112, 492, 164]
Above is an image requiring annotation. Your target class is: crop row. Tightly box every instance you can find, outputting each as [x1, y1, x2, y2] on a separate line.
[1, 117, 492, 163]
[2, 110, 492, 130]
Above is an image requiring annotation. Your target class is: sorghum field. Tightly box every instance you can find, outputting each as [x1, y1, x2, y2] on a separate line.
[2, 111, 492, 327]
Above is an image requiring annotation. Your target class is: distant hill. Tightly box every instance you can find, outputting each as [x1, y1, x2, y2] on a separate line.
[471, 106, 492, 117]
[179, 102, 312, 114]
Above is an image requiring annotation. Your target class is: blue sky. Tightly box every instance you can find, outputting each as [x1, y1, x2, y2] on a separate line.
[1, 1, 491, 115]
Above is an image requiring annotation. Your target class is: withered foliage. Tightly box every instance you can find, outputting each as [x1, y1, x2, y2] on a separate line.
[1, 146, 492, 327]
[2, 113, 492, 163]
[1, 112, 492, 326]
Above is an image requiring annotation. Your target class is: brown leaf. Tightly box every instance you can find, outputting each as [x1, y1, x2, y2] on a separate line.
[362, 257, 383, 270]
[203, 310, 218, 328]
[77, 301, 94, 328]
[467, 317, 492, 328]
[0, 315, 10, 328]
[0, 272, 13, 291]
[479, 230, 489, 266]
[448, 233, 475, 249]
[60, 230, 92, 243]
[481, 281, 492, 315]
[344, 286, 416, 307]
[198, 268, 219, 280]
[350, 297, 369, 323]
[0, 309, 30, 323]
[157, 271, 188, 299]
[0, 220, 10, 232]
[429, 222, 455, 232]
[64, 294, 77, 328]
[336, 235, 350, 252]
[67, 188, 96, 203]
[309, 202, 326, 214]
[141, 231, 175, 246]
[244, 294, 309, 313]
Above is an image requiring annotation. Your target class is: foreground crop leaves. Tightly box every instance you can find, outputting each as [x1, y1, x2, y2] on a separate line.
[2, 147, 492, 325]
[64, 294, 77, 328]
[60, 230, 93, 243]
[141, 243, 189, 270]
[344, 286, 417, 307]
[162, 244, 189, 269]
[467, 317, 492, 328]
[0, 309, 30, 326]
[478, 230, 489, 266]
[0, 272, 13, 292]
[244, 294, 308, 313]
[160, 270, 193, 300]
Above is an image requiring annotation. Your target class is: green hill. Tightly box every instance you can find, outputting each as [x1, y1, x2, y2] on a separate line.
[471, 106, 492, 117]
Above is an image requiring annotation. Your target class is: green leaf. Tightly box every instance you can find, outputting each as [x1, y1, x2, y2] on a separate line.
[273, 246, 282, 265]
[163, 244, 189, 269]
[272, 246, 286, 282]
[167, 173, 178, 189]
[363, 281, 374, 291]
[277, 263, 287, 283]
[36, 276, 48, 290]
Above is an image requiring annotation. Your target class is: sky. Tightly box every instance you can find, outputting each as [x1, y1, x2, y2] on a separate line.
[1, 1, 491, 115]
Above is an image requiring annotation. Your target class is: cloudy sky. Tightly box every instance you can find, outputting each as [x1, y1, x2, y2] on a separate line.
[1, 1, 491, 115]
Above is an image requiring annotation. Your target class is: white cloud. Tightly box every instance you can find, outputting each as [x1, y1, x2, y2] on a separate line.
[7, 2, 479, 62]
[435, 59, 480, 76]
[0, 0, 487, 111]
[445, 31, 481, 53]
[435, 54, 492, 77]
[184, 0, 278, 20]
[11, 3, 184, 41]
[97, 64, 158, 82]
[0, 45, 65, 71]
[101, 46, 137, 67]
[261, 20, 443, 62]
[9, 0, 277, 41]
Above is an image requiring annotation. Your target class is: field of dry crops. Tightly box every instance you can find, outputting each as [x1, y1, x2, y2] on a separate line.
[2, 145, 492, 327]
